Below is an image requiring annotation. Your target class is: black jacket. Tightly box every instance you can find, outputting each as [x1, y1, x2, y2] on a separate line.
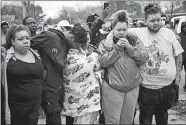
[179, 22, 186, 60]
[90, 19, 104, 47]
[31, 29, 71, 89]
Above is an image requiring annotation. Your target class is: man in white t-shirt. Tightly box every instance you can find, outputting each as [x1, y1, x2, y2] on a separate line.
[128, 4, 184, 125]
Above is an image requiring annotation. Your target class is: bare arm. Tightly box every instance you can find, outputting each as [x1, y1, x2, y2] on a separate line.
[175, 54, 183, 84]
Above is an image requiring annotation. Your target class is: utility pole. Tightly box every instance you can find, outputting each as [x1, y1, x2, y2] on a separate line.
[22, 1, 27, 18]
[33, 1, 35, 19]
[22, 1, 30, 18]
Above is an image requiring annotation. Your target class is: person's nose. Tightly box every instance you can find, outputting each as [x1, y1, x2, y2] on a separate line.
[23, 39, 29, 44]
[154, 20, 159, 25]
[119, 30, 125, 35]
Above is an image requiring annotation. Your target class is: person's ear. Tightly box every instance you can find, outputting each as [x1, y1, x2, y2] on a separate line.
[11, 39, 15, 46]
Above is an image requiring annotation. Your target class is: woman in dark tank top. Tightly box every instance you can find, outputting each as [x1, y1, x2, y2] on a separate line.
[3, 24, 44, 125]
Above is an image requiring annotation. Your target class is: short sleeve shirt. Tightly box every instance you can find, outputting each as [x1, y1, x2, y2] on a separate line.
[128, 28, 184, 89]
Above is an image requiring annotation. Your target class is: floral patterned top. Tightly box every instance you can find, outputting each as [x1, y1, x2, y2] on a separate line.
[61, 47, 104, 117]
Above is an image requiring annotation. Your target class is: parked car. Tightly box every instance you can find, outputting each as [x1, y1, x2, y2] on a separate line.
[171, 15, 186, 33]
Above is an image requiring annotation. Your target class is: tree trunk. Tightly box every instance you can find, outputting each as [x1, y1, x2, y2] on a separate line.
[183, 1, 186, 11]
[170, 2, 174, 19]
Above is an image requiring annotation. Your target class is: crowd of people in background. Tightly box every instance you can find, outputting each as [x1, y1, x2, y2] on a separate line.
[1, 3, 186, 125]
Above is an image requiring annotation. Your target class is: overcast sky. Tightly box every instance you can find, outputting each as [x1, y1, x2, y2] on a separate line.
[2, 1, 170, 18]
[34, 1, 102, 18]
[2, 1, 102, 18]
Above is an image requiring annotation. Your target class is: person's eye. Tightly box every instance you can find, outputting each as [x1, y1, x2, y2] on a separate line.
[27, 22, 31, 25]
[26, 37, 30, 40]
[117, 29, 121, 31]
[150, 20, 155, 23]
[122, 29, 127, 32]
[18, 38, 24, 41]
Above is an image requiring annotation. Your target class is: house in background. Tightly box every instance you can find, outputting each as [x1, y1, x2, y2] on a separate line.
[1, 15, 15, 24]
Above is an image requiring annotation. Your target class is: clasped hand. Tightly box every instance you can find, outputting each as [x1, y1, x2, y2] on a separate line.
[116, 38, 130, 51]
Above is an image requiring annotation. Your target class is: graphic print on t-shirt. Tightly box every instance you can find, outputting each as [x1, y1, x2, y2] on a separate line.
[141, 40, 169, 75]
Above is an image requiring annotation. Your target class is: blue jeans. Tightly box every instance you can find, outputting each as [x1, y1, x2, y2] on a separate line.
[138, 80, 177, 125]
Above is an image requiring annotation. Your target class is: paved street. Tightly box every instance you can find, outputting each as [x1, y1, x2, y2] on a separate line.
[38, 70, 186, 124]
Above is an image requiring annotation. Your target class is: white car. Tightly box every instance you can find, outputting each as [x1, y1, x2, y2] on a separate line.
[171, 15, 186, 34]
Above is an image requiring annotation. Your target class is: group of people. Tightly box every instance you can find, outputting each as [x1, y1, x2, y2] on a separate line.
[1, 3, 186, 125]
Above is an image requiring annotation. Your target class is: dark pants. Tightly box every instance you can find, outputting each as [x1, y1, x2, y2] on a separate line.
[138, 81, 177, 125]
[41, 85, 64, 125]
[99, 110, 105, 124]
[9, 102, 41, 125]
[66, 116, 74, 125]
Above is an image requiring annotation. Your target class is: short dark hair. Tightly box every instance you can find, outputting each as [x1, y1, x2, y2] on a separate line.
[161, 14, 167, 18]
[6, 24, 30, 48]
[112, 10, 128, 28]
[144, 4, 161, 19]
[23, 16, 33, 25]
[86, 14, 99, 27]
[71, 26, 87, 44]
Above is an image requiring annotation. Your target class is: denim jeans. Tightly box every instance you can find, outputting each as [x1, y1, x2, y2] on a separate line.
[138, 80, 177, 125]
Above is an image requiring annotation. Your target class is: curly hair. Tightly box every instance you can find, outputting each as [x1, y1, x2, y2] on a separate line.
[70, 26, 87, 45]
[6, 24, 30, 49]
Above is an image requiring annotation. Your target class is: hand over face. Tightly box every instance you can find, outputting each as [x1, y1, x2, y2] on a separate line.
[117, 38, 130, 49]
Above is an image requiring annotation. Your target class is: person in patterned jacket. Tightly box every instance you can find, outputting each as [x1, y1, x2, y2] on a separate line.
[61, 26, 104, 124]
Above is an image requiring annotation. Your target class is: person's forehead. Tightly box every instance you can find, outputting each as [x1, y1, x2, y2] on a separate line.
[115, 22, 128, 27]
[26, 17, 36, 23]
[161, 16, 166, 19]
[148, 13, 161, 20]
[15, 30, 29, 36]
[2, 24, 9, 28]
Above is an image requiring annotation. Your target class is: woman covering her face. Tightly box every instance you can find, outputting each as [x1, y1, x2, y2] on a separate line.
[98, 10, 148, 124]
[61, 26, 104, 124]
[2, 24, 44, 125]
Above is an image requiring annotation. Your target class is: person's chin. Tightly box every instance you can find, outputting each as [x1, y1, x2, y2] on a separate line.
[23, 47, 30, 52]
[30, 29, 37, 33]
[148, 27, 161, 33]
